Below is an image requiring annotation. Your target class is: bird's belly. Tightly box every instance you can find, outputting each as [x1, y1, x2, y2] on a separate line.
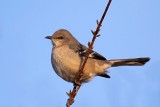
[51, 46, 82, 82]
[51, 46, 108, 83]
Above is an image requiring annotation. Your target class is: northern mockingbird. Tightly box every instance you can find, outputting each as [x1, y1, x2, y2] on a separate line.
[45, 29, 150, 83]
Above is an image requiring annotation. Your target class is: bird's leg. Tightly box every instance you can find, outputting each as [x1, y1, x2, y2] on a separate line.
[74, 80, 82, 86]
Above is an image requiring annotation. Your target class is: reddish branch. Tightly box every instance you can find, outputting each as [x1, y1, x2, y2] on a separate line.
[66, 0, 112, 107]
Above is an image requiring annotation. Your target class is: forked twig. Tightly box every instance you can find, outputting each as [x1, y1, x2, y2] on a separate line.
[66, 0, 112, 107]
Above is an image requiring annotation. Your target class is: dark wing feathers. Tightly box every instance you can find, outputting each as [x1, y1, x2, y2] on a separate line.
[69, 43, 106, 60]
[78, 44, 107, 60]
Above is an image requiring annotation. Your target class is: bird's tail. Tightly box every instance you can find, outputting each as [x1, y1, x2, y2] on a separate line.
[108, 57, 150, 67]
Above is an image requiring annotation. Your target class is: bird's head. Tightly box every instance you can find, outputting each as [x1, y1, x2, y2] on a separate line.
[45, 29, 79, 47]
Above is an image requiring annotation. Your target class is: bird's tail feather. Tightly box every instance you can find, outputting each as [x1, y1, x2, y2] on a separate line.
[108, 57, 150, 67]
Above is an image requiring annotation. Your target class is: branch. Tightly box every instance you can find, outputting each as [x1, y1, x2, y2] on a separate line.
[66, 0, 112, 106]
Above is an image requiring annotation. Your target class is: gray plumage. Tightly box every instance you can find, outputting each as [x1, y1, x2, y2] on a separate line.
[46, 29, 150, 83]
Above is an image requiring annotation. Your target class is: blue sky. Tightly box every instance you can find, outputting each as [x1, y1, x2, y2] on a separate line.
[0, 0, 160, 107]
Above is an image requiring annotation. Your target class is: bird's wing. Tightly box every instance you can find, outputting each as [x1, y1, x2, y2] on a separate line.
[78, 44, 107, 60]
[69, 43, 106, 60]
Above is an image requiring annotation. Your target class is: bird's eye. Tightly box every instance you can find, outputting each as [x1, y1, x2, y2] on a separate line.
[56, 35, 64, 39]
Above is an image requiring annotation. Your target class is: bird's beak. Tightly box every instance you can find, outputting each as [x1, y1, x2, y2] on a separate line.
[45, 36, 52, 39]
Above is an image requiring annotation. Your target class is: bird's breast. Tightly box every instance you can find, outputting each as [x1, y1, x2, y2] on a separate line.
[51, 45, 82, 82]
[50, 45, 109, 83]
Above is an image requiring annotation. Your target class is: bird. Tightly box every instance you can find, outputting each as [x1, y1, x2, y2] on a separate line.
[45, 29, 150, 84]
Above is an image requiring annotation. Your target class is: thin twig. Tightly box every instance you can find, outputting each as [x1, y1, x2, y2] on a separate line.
[66, 0, 112, 106]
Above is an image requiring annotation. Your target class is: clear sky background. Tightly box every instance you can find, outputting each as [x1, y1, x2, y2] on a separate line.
[0, 0, 160, 107]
